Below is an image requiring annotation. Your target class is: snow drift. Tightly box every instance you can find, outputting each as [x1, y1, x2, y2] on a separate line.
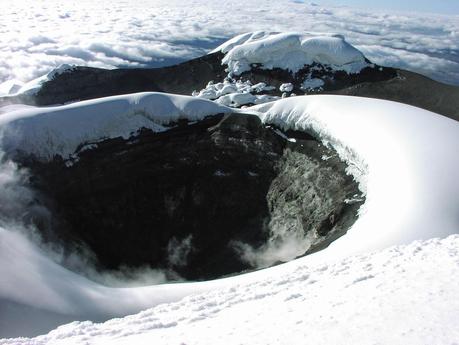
[5, 234, 459, 345]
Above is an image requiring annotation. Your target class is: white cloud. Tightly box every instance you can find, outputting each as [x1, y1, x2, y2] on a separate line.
[0, 0, 458, 90]
[167, 235, 194, 268]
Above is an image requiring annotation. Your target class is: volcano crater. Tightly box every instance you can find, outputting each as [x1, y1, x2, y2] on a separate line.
[22, 113, 363, 281]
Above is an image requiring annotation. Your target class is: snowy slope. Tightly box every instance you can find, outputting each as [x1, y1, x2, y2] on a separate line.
[0, 80, 24, 97]
[250, 96, 459, 254]
[4, 235, 459, 345]
[1, 94, 459, 342]
[0, 92, 232, 160]
[15, 64, 76, 96]
[0, 65, 76, 97]
[213, 32, 370, 75]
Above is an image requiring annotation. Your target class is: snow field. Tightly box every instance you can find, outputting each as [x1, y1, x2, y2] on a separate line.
[4, 235, 459, 345]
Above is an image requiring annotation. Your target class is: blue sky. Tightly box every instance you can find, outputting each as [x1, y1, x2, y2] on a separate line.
[320, 0, 459, 14]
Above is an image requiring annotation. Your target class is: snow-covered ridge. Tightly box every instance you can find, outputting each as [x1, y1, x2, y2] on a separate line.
[212, 32, 370, 76]
[0, 64, 76, 97]
[250, 96, 459, 254]
[0, 79, 24, 97]
[16, 64, 76, 96]
[0, 92, 232, 160]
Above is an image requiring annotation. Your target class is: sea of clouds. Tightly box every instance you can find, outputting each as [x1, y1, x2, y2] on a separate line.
[0, 0, 458, 88]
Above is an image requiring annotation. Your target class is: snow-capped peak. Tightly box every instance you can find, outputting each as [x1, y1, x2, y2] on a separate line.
[212, 31, 369, 76]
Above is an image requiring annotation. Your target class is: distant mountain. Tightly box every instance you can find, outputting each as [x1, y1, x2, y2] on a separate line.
[2, 32, 457, 120]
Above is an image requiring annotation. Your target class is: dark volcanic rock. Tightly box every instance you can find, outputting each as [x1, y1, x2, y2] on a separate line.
[328, 69, 459, 121]
[236, 62, 397, 94]
[22, 113, 363, 281]
[265, 136, 363, 257]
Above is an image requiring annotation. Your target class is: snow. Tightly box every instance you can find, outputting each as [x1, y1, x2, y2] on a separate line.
[216, 93, 279, 107]
[0, 92, 232, 160]
[194, 80, 276, 100]
[193, 80, 278, 107]
[0, 104, 36, 115]
[15, 64, 75, 96]
[1, 93, 459, 342]
[0, 64, 75, 98]
[250, 95, 459, 256]
[279, 83, 294, 92]
[4, 235, 459, 345]
[213, 32, 370, 76]
[0, 80, 24, 97]
[301, 77, 324, 90]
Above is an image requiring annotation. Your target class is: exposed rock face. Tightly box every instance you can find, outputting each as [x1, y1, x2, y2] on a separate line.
[266, 139, 362, 257]
[23, 113, 363, 280]
[235, 62, 396, 94]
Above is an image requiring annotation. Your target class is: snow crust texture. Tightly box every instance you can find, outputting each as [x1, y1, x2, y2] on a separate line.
[0, 92, 231, 160]
[214, 32, 369, 75]
[5, 235, 459, 345]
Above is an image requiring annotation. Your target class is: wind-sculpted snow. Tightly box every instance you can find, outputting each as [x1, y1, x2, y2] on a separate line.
[215, 32, 369, 75]
[0, 0, 458, 93]
[1, 94, 459, 340]
[4, 235, 459, 345]
[0, 92, 232, 160]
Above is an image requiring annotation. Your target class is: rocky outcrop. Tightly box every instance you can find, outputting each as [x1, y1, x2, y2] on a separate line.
[235, 62, 396, 94]
[23, 113, 363, 280]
